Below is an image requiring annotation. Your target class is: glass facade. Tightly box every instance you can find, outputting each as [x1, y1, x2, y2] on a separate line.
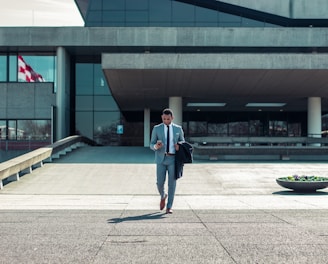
[0, 120, 51, 140]
[184, 111, 306, 139]
[75, 63, 124, 145]
[0, 54, 56, 84]
[0, 56, 6, 81]
[0, 119, 51, 151]
[85, 0, 278, 27]
[0, 53, 55, 151]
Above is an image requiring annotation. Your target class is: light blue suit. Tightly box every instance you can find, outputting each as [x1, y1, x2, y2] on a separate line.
[150, 123, 185, 209]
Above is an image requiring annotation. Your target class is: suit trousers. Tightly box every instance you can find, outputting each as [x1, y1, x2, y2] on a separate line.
[156, 155, 176, 209]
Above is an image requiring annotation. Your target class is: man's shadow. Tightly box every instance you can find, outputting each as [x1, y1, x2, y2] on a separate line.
[273, 190, 328, 195]
[107, 212, 166, 223]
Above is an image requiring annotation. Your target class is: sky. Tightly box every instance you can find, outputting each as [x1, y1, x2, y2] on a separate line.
[0, 0, 84, 26]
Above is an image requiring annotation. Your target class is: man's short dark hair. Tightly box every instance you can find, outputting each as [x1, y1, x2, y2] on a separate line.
[162, 108, 173, 116]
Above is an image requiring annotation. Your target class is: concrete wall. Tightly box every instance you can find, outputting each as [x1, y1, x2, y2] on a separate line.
[0, 83, 56, 119]
[0, 27, 328, 49]
[102, 53, 328, 70]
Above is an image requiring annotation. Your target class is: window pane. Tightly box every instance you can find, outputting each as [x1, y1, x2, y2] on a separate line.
[195, 6, 218, 22]
[0, 56, 6, 81]
[17, 120, 51, 140]
[76, 96, 93, 111]
[249, 120, 264, 136]
[76, 111, 93, 138]
[208, 123, 227, 136]
[172, 2, 194, 22]
[189, 121, 207, 136]
[9, 55, 17, 81]
[288, 123, 301, 137]
[94, 64, 111, 94]
[18, 55, 55, 82]
[149, 0, 171, 22]
[94, 96, 119, 111]
[87, 11, 102, 22]
[103, 11, 125, 22]
[126, 11, 148, 22]
[228, 121, 249, 136]
[94, 111, 121, 145]
[89, 0, 102, 10]
[269, 120, 287, 136]
[76, 64, 93, 95]
[8, 120, 16, 140]
[103, 0, 125, 10]
[0, 120, 6, 139]
[126, 0, 148, 10]
[219, 12, 241, 23]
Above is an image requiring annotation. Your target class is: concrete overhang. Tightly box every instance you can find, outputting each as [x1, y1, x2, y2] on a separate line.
[102, 53, 328, 112]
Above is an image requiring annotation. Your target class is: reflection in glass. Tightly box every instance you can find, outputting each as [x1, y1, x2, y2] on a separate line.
[86, 0, 277, 27]
[269, 120, 287, 136]
[228, 121, 249, 136]
[76, 64, 93, 95]
[8, 120, 17, 140]
[9, 55, 17, 82]
[249, 120, 263, 136]
[94, 111, 121, 145]
[0, 120, 6, 139]
[0, 56, 6, 81]
[17, 120, 51, 140]
[17, 55, 55, 83]
[288, 123, 301, 137]
[189, 121, 207, 136]
[208, 123, 227, 136]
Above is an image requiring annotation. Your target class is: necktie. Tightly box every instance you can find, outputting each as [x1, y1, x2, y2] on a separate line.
[166, 125, 170, 153]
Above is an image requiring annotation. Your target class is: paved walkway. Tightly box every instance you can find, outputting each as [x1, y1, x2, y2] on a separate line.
[1, 146, 328, 263]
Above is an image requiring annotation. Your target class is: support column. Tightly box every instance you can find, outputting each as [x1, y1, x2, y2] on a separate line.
[308, 97, 321, 146]
[56, 47, 70, 141]
[169, 97, 182, 126]
[144, 108, 150, 147]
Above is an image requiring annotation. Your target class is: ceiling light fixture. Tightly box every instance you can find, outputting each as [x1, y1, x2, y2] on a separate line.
[187, 103, 226, 107]
[246, 103, 286, 107]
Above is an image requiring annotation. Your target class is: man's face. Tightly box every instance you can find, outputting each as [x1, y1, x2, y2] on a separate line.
[162, 114, 173, 125]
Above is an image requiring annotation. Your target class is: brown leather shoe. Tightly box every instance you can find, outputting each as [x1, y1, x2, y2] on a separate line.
[160, 194, 167, 210]
[166, 208, 173, 214]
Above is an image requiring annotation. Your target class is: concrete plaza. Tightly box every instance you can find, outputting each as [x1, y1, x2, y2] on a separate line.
[1, 145, 328, 263]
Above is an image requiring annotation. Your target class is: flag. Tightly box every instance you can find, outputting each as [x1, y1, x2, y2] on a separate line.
[18, 55, 45, 82]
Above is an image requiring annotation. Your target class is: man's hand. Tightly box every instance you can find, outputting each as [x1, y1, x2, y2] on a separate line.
[156, 140, 163, 149]
[175, 144, 179, 151]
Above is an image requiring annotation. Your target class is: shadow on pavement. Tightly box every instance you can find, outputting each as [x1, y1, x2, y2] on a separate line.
[107, 212, 166, 223]
[273, 190, 328, 195]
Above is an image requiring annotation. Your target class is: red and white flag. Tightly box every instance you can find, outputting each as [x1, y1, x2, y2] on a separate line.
[18, 55, 45, 82]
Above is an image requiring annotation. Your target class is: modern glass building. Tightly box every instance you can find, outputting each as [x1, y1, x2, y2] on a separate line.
[1, 0, 328, 150]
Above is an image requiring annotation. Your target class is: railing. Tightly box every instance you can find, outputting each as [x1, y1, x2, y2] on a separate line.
[0, 138, 52, 151]
[187, 136, 328, 146]
[188, 136, 328, 160]
[0, 135, 95, 189]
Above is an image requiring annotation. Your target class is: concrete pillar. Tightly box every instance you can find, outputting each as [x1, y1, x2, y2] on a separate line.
[169, 97, 182, 126]
[144, 108, 150, 147]
[308, 97, 321, 146]
[56, 47, 70, 141]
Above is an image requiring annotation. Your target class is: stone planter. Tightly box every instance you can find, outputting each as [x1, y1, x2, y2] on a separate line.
[276, 176, 328, 192]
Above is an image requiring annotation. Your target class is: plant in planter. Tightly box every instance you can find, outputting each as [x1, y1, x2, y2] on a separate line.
[276, 175, 328, 192]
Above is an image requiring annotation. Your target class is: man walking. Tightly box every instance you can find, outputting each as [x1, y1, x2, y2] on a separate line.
[150, 108, 185, 214]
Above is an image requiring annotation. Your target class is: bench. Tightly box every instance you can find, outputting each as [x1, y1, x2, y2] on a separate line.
[0, 135, 94, 189]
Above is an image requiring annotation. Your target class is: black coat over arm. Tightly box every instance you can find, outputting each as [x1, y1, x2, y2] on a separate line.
[175, 142, 193, 180]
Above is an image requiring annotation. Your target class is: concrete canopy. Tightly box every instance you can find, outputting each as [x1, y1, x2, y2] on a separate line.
[102, 53, 328, 112]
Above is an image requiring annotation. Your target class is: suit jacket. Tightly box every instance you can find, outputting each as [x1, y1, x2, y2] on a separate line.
[175, 142, 193, 179]
[150, 123, 185, 164]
